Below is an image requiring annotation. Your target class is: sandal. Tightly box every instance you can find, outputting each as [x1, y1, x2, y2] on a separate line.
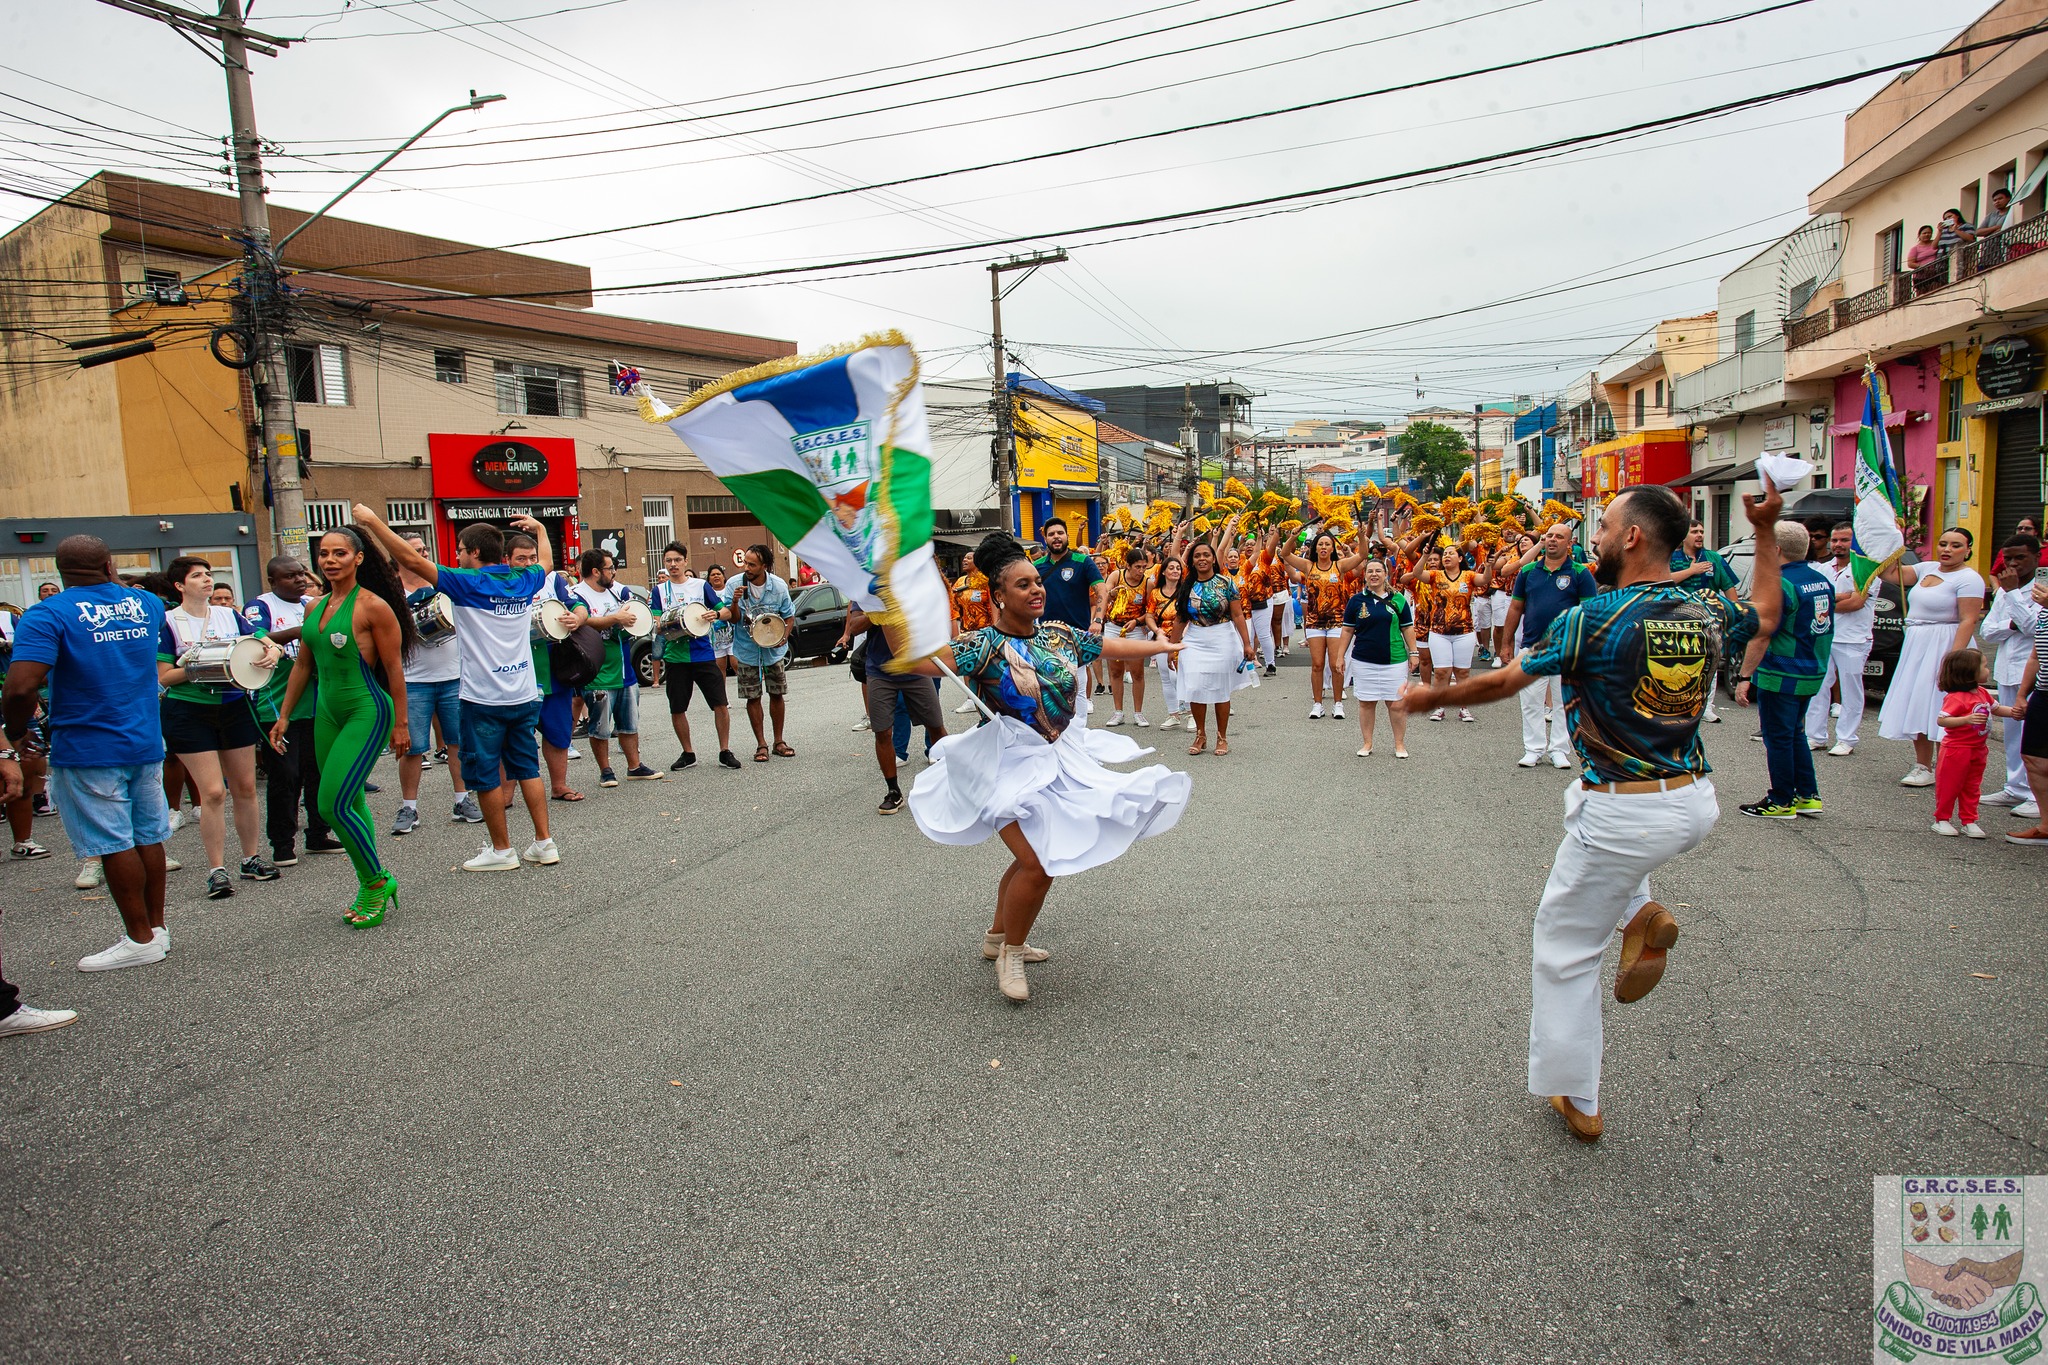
[552, 789, 585, 802]
[1187, 736, 1207, 755]
[753, 745, 771, 763]
[1214, 738, 1230, 756]
[772, 741, 796, 758]
[344, 875, 396, 929]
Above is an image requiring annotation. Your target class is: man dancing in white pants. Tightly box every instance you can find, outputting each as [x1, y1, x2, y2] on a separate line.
[1804, 522, 1875, 756]
[1403, 482, 1781, 1143]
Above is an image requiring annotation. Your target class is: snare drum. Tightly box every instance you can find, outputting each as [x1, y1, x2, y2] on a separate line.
[530, 600, 577, 643]
[411, 592, 455, 644]
[657, 600, 718, 642]
[617, 600, 655, 640]
[178, 637, 276, 692]
[747, 613, 790, 649]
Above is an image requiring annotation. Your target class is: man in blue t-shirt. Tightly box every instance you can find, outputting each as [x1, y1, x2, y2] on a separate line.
[357, 504, 558, 873]
[3, 535, 173, 988]
[1734, 522, 1835, 820]
[1500, 521, 1600, 769]
[1030, 519, 1105, 633]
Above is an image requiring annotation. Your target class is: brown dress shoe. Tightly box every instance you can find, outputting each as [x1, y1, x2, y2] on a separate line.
[1614, 900, 1679, 1003]
[1550, 1095, 1603, 1143]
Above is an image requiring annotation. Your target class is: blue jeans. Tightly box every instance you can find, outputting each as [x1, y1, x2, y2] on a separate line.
[1757, 686, 1816, 805]
[47, 763, 171, 858]
[404, 678, 462, 756]
[461, 699, 542, 783]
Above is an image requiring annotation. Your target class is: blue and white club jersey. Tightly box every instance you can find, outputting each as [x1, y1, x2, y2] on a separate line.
[436, 563, 547, 707]
[12, 582, 168, 767]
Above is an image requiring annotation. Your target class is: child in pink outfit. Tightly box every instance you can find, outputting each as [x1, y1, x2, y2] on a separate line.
[1933, 648, 2023, 836]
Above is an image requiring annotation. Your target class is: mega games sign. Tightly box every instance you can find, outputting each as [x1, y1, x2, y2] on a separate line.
[427, 433, 579, 501]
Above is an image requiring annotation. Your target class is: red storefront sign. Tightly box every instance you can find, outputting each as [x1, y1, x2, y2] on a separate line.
[1579, 432, 1690, 504]
[427, 433, 581, 564]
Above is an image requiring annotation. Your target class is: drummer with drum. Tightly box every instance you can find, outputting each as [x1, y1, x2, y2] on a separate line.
[569, 548, 662, 787]
[650, 542, 741, 771]
[723, 543, 798, 763]
[153, 554, 285, 899]
[392, 536, 482, 835]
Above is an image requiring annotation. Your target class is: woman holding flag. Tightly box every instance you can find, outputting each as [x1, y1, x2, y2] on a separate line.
[906, 532, 1191, 1004]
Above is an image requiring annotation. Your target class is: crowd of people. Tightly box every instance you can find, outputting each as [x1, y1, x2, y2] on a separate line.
[3, 484, 2043, 1150]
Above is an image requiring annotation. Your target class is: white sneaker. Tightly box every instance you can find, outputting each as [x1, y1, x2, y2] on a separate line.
[1981, 790, 2024, 808]
[853, 717, 872, 731]
[1828, 741, 1855, 757]
[166, 809, 184, 836]
[78, 934, 167, 973]
[521, 838, 560, 865]
[1830, 702, 1842, 718]
[1458, 708, 1474, 722]
[1962, 823, 1987, 839]
[163, 854, 181, 872]
[1308, 703, 1324, 720]
[154, 926, 169, 954]
[2015, 801, 2040, 819]
[0, 1004, 78, 1037]
[565, 745, 583, 760]
[1549, 752, 1572, 769]
[74, 858, 103, 890]
[1133, 713, 1150, 728]
[1429, 708, 1445, 722]
[1931, 820, 1960, 837]
[1808, 739, 1829, 751]
[1517, 752, 1540, 769]
[994, 941, 1030, 1002]
[1106, 711, 1124, 727]
[1332, 703, 1345, 719]
[1356, 746, 1371, 758]
[462, 845, 522, 872]
[953, 700, 978, 715]
[1901, 765, 1936, 788]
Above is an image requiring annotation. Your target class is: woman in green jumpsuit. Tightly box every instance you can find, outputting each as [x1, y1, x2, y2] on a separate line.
[270, 528, 415, 927]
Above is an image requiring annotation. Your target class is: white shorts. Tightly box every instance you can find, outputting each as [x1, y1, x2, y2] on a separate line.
[1103, 623, 1152, 641]
[1304, 627, 1343, 640]
[1428, 631, 1476, 669]
[1471, 597, 1495, 631]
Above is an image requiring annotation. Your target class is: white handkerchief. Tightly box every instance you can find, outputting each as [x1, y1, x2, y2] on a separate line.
[1754, 453, 1813, 492]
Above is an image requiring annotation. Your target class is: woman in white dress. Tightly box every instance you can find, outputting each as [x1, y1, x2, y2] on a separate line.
[1877, 528, 1986, 786]
[907, 533, 1189, 1004]
[1167, 541, 1258, 756]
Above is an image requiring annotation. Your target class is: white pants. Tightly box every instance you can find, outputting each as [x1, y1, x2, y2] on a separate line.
[1530, 779, 1719, 1108]
[1280, 594, 1295, 645]
[1519, 675, 1569, 759]
[1999, 682, 2031, 799]
[1154, 649, 1180, 714]
[1248, 604, 1276, 667]
[1805, 638, 1870, 748]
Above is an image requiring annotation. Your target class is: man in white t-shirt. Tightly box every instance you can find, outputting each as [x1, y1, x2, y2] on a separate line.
[569, 548, 660, 786]
[392, 535, 480, 836]
[1805, 523, 1876, 756]
[355, 505, 558, 872]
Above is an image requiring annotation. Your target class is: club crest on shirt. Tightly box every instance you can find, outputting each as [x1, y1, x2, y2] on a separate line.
[1060, 566, 1074, 582]
[1633, 619, 1709, 719]
[329, 632, 347, 649]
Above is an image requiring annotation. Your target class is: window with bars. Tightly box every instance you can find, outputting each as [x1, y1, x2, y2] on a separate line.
[434, 349, 465, 384]
[1943, 378, 1963, 444]
[285, 343, 350, 406]
[642, 496, 675, 568]
[493, 360, 583, 418]
[386, 499, 431, 532]
[305, 501, 352, 532]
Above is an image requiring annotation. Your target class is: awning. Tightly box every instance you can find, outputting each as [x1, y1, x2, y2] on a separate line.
[1662, 459, 1746, 487]
[1962, 391, 2046, 418]
[1826, 409, 1928, 437]
[930, 530, 991, 550]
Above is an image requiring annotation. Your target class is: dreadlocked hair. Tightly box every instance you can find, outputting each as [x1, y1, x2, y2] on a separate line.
[316, 527, 418, 687]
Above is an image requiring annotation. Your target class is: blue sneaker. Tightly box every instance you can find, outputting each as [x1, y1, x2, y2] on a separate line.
[599, 768, 619, 788]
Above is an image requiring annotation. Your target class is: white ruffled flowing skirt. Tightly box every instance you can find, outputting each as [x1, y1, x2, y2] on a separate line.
[1877, 620, 1960, 741]
[1175, 620, 1259, 705]
[908, 710, 1192, 877]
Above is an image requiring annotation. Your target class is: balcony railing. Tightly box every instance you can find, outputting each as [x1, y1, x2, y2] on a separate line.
[1787, 211, 2048, 348]
[1672, 342, 1788, 413]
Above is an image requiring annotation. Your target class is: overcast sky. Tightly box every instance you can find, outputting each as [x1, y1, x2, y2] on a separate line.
[1, 0, 1966, 423]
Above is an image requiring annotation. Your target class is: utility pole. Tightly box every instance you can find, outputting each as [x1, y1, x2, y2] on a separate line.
[1472, 403, 1485, 502]
[1179, 383, 1198, 510]
[988, 249, 1067, 535]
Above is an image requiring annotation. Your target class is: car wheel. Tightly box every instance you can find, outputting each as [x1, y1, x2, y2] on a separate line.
[633, 642, 656, 689]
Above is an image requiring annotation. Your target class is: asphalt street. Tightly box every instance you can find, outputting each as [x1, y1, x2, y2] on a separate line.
[1, 653, 2041, 1364]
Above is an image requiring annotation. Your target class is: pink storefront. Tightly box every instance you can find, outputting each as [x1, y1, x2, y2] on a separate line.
[1827, 349, 1940, 551]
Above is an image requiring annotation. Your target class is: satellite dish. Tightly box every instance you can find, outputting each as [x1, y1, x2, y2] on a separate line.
[1777, 217, 1844, 327]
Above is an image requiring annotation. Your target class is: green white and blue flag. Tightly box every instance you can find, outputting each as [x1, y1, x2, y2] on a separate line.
[637, 332, 952, 668]
[1850, 363, 1908, 591]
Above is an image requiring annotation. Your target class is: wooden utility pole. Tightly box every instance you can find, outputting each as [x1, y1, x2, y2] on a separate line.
[988, 249, 1067, 535]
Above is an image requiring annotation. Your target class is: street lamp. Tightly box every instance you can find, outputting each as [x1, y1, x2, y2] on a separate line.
[276, 90, 507, 252]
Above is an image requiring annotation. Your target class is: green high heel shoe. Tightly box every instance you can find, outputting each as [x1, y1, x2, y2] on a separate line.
[344, 874, 397, 928]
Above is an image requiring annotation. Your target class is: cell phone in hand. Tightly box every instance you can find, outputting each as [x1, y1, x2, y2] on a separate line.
[2034, 564, 2048, 590]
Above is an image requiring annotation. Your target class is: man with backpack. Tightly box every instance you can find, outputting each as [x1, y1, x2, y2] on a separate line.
[352, 506, 560, 872]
